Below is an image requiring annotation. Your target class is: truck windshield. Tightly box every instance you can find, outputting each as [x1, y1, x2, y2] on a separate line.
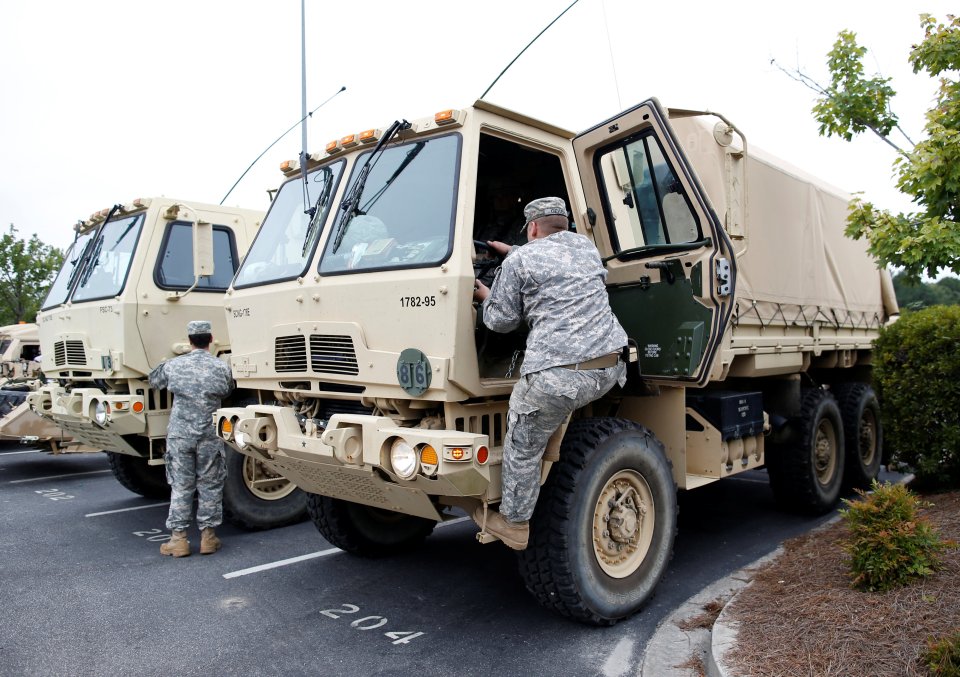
[71, 214, 144, 303]
[41, 229, 98, 309]
[319, 133, 460, 275]
[233, 159, 345, 287]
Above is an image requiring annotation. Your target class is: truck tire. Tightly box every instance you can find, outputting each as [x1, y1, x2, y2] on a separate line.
[834, 383, 882, 490]
[517, 418, 677, 626]
[105, 451, 171, 499]
[766, 389, 845, 514]
[305, 494, 436, 557]
[221, 449, 308, 531]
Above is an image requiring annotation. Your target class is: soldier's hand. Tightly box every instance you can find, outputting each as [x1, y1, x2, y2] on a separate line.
[486, 240, 512, 257]
[473, 280, 490, 303]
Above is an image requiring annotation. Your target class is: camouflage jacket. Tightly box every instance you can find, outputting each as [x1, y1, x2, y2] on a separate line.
[482, 230, 628, 376]
[149, 349, 233, 439]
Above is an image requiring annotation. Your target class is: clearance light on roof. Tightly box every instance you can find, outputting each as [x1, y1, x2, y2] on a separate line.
[280, 159, 300, 173]
[340, 133, 358, 149]
[359, 128, 380, 143]
[435, 109, 458, 125]
[326, 139, 343, 155]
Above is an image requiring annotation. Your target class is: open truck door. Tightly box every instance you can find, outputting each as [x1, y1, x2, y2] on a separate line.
[573, 99, 737, 386]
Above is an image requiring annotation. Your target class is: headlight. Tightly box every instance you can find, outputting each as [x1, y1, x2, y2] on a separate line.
[390, 438, 418, 480]
[94, 401, 109, 426]
[235, 430, 248, 449]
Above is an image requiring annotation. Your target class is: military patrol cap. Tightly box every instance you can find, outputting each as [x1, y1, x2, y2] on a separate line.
[523, 197, 568, 225]
[187, 320, 212, 336]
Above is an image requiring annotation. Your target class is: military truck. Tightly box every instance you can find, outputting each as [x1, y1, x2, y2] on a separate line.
[0, 323, 72, 449]
[27, 197, 308, 529]
[212, 100, 896, 623]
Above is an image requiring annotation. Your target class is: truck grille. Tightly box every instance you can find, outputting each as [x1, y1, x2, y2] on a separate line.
[274, 335, 308, 372]
[310, 334, 359, 375]
[53, 340, 86, 367]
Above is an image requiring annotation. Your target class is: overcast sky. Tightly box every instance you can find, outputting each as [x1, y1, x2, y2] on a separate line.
[0, 0, 951, 251]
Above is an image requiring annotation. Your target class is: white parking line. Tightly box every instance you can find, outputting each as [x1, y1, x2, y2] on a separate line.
[0, 449, 44, 456]
[222, 516, 473, 580]
[8, 469, 112, 484]
[85, 503, 169, 517]
[223, 548, 342, 579]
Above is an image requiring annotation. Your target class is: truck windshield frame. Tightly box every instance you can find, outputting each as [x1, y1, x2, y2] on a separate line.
[41, 229, 99, 310]
[70, 213, 145, 304]
[232, 159, 346, 289]
[318, 133, 461, 276]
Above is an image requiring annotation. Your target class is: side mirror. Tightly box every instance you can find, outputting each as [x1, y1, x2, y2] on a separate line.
[193, 219, 214, 278]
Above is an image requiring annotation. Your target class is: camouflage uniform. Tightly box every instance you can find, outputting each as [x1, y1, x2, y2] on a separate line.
[482, 197, 628, 523]
[148, 321, 234, 531]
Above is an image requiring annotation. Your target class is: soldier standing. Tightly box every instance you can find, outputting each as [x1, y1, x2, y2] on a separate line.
[149, 320, 234, 557]
[472, 197, 628, 549]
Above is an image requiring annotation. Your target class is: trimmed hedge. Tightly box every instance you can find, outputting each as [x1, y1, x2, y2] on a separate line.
[874, 305, 960, 487]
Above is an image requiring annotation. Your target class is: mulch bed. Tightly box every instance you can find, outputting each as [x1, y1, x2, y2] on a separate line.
[723, 491, 960, 677]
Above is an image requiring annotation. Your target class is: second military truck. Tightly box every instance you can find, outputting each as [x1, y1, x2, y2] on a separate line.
[213, 100, 895, 622]
[29, 197, 307, 529]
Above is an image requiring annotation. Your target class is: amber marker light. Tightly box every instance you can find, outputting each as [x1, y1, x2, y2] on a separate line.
[325, 139, 342, 154]
[419, 444, 439, 476]
[280, 159, 298, 173]
[341, 133, 358, 148]
[435, 109, 457, 125]
[359, 128, 379, 143]
[132, 401, 144, 413]
[219, 417, 233, 441]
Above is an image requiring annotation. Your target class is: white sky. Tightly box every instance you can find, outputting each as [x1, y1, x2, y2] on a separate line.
[0, 0, 951, 251]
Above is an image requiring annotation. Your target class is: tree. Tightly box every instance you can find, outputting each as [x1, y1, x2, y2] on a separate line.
[893, 271, 960, 308]
[0, 225, 64, 324]
[779, 15, 960, 279]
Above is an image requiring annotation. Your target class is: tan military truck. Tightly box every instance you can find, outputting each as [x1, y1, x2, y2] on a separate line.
[0, 323, 73, 448]
[213, 100, 896, 623]
[27, 197, 307, 529]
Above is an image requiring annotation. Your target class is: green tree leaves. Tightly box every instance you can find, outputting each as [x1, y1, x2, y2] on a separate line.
[812, 16, 960, 280]
[0, 225, 64, 324]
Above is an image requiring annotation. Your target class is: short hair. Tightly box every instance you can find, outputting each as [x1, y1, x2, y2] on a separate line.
[536, 214, 569, 232]
[189, 333, 212, 349]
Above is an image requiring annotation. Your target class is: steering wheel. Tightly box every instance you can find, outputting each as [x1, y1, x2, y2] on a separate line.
[473, 240, 503, 288]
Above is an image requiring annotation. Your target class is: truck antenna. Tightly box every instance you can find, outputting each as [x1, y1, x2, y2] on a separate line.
[479, 0, 581, 100]
[218, 84, 346, 206]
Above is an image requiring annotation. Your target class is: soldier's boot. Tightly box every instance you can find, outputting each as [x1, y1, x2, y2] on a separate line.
[472, 506, 529, 551]
[160, 530, 190, 558]
[200, 527, 222, 555]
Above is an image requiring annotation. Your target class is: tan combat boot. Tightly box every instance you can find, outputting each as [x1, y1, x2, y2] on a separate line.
[200, 527, 222, 555]
[473, 506, 529, 550]
[160, 530, 190, 557]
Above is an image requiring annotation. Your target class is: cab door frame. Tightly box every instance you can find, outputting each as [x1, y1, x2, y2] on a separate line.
[573, 98, 737, 386]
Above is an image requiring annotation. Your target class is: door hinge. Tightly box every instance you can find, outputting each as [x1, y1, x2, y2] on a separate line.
[716, 257, 731, 297]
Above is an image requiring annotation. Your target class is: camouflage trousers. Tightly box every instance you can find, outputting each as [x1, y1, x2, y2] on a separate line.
[165, 435, 227, 531]
[500, 361, 625, 523]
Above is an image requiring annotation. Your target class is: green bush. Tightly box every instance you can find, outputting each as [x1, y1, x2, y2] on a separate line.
[874, 305, 960, 488]
[924, 630, 960, 677]
[840, 480, 949, 591]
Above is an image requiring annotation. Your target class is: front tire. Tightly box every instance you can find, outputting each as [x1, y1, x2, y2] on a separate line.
[222, 448, 308, 530]
[105, 451, 171, 499]
[517, 418, 677, 626]
[834, 383, 882, 490]
[305, 494, 436, 557]
[767, 389, 845, 514]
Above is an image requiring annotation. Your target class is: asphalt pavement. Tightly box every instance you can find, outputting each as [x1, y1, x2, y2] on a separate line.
[0, 443, 865, 676]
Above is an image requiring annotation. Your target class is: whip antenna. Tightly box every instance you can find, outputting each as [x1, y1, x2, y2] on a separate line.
[480, 0, 581, 99]
[218, 84, 346, 205]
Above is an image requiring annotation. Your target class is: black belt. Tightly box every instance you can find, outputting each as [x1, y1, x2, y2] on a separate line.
[559, 352, 620, 371]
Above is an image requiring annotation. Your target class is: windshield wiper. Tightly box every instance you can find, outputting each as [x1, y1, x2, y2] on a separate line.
[331, 119, 410, 254]
[358, 141, 425, 214]
[77, 204, 121, 286]
[65, 236, 96, 290]
[300, 166, 334, 256]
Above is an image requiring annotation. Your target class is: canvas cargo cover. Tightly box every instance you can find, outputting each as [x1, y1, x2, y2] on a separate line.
[668, 115, 894, 329]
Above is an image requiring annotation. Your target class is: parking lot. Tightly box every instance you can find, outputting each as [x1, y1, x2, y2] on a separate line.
[1, 443, 846, 677]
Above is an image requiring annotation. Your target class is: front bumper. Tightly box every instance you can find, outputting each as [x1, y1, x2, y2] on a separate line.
[28, 384, 149, 454]
[216, 405, 497, 521]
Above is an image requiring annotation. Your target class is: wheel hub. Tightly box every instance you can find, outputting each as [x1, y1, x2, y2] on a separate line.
[814, 420, 837, 485]
[243, 456, 297, 501]
[592, 471, 655, 578]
